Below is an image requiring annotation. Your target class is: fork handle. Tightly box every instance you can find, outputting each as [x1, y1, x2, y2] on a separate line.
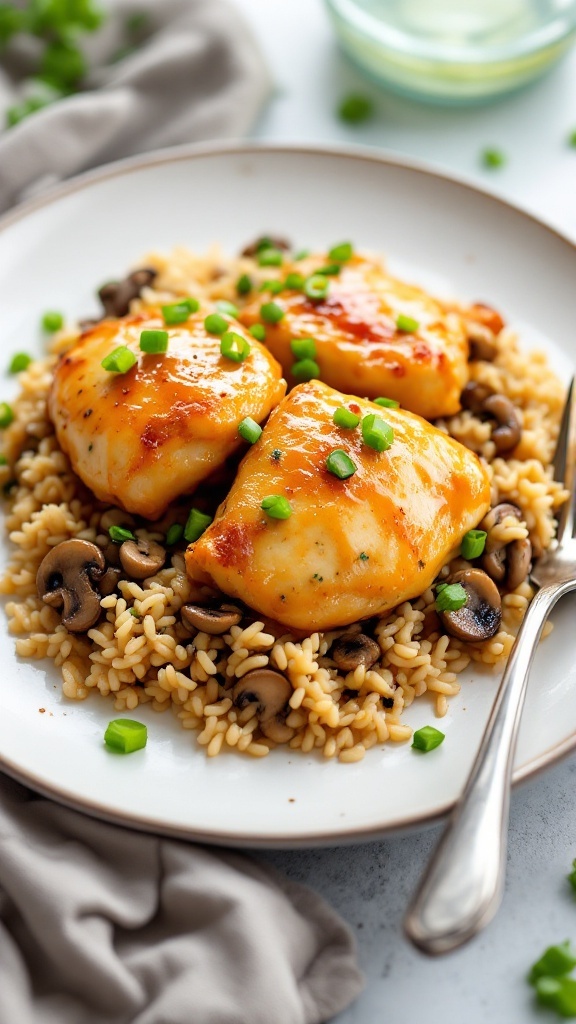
[404, 581, 573, 956]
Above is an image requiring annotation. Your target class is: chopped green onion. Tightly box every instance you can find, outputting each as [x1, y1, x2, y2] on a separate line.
[184, 507, 212, 543]
[435, 583, 467, 612]
[374, 396, 400, 408]
[238, 417, 262, 444]
[101, 347, 137, 374]
[249, 324, 266, 342]
[258, 248, 283, 267]
[139, 329, 168, 354]
[284, 272, 305, 290]
[461, 529, 488, 560]
[481, 147, 506, 169]
[0, 402, 14, 429]
[412, 726, 445, 752]
[260, 301, 285, 324]
[326, 449, 357, 480]
[216, 300, 239, 318]
[290, 337, 317, 360]
[236, 273, 252, 295]
[261, 494, 293, 520]
[303, 275, 329, 301]
[109, 525, 136, 543]
[338, 93, 373, 124]
[568, 858, 576, 892]
[9, 353, 32, 373]
[316, 263, 341, 276]
[529, 942, 576, 983]
[568, 129, 576, 149]
[535, 975, 576, 1016]
[328, 241, 353, 262]
[204, 313, 229, 335]
[260, 279, 284, 295]
[104, 719, 147, 754]
[293, 249, 310, 261]
[396, 313, 420, 333]
[165, 524, 184, 546]
[220, 331, 251, 363]
[291, 358, 320, 381]
[0, 454, 7, 465]
[161, 298, 199, 325]
[361, 414, 394, 452]
[42, 311, 64, 332]
[333, 406, 360, 429]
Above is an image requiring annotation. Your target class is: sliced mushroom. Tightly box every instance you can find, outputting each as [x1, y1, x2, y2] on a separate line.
[232, 669, 294, 743]
[504, 537, 532, 590]
[181, 603, 242, 635]
[37, 539, 106, 632]
[483, 393, 521, 453]
[460, 380, 494, 414]
[99, 566, 122, 596]
[119, 538, 166, 579]
[481, 502, 523, 540]
[241, 235, 291, 258]
[467, 327, 498, 363]
[468, 303, 505, 336]
[98, 267, 157, 319]
[331, 633, 380, 671]
[480, 503, 532, 590]
[438, 568, 502, 642]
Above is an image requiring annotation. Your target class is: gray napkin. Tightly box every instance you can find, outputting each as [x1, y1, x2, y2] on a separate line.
[0, 775, 363, 1023]
[0, 0, 271, 213]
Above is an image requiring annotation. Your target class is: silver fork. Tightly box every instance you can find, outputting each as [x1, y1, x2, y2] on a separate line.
[404, 376, 576, 956]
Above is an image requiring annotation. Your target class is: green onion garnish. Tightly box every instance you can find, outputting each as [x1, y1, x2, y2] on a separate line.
[260, 301, 285, 324]
[529, 942, 576, 983]
[481, 147, 506, 169]
[139, 329, 168, 354]
[338, 94, 373, 124]
[249, 324, 266, 342]
[361, 414, 394, 452]
[258, 248, 283, 267]
[0, 402, 14, 428]
[42, 311, 64, 332]
[568, 130, 576, 148]
[104, 719, 147, 754]
[290, 337, 317, 360]
[303, 275, 329, 301]
[165, 524, 184, 546]
[109, 525, 136, 543]
[101, 347, 138, 374]
[326, 449, 357, 480]
[9, 353, 32, 373]
[316, 263, 341, 276]
[238, 417, 262, 444]
[291, 358, 320, 381]
[328, 241, 353, 262]
[161, 298, 199, 324]
[412, 726, 445, 752]
[220, 331, 251, 363]
[568, 858, 576, 892]
[461, 529, 488, 560]
[204, 313, 229, 335]
[184, 507, 213, 543]
[236, 273, 252, 295]
[333, 406, 360, 429]
[261, 494, 293, 520]
[216, 300, 239, 318]
[293, 249, 310, 261]
[374, 396, 400, 409]
[0, 454, 7, 465]
[284, 272, 305, 290]
[260, 279, 283, 295]
[396, 314, 419, 333]
[435, 583, 467, 612]
[535, 976, 576, 1016]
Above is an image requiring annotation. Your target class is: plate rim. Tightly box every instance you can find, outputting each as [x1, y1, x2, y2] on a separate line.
[0, 139, 574, 848]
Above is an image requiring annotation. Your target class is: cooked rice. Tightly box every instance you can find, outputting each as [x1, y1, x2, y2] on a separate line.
[0, 246, 568, 762]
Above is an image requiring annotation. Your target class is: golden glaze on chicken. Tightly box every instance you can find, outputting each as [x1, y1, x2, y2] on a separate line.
[186, 381, 491, 631]
[49, 311, 286, 519]
[239, 253, 469, 420]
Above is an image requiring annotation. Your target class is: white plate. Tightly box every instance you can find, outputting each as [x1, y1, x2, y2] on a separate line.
[0, 143, 575, 848]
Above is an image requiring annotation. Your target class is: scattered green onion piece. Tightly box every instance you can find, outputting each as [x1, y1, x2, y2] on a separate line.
[290, 337, 317, 360]
[236, 273, 252, 295]
[184, 507, 212, 543]
[216, 300, 239, 318]
[254, 237, 274, 253]
[529, 942, 576, 984]
[104, 718, 147, 754]
[535, 976, 576, 1017]
[328, 241, 353, 262]
[326, 449, 357, 480]
[338, 94, 373, 124]
[165, 524, 184, 546]
[412, 725, 445, 752]
[42, 311, 64, 332]
[333, 406, 360, 429]
[101, 346, 137, 374]
[108, 525, 136, 543]
[316, 263, 341, 276]
[396, 313, 420, 333]
[361, 414, 394, 452]
[238, 417, 262, 444]
[9, 353, 32, 373]
[260, 279, 284, 295]
[303, 275, 329, 301]
[161, 298, 199, 324]
[260, 301, 285, 324]
[481, 147, 506, 169]
[258, 248, 283, 267]
[568, 859, 576, 892]
[568, 129, 576, 149]
[261, 494, 293, 520]
[291, 358, 320, 381]
[220, 331, 251, 363]
[249, 324, 266, 342]
[204, 313, 229, 335]
[139, 329, 168, 354]
[461, 529, 488, 560]
[374, 396, 400, 408]
[284, 272, 305, 290]
[0, 454, 7, 465]
[435, 583, 467, 612]
[0, 402, 13, 429]
[293, 249, 310, 261]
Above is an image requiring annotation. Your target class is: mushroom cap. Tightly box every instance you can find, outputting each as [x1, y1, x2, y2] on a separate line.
[331, 633, 380, 672]
[37, 538, 106, 632]
[232, 669, 292, 724]
[482, 394, 521, 453]
[119, 538, 166, 579]
[439, 568, 502, 642]
[181, 604, 242, 635]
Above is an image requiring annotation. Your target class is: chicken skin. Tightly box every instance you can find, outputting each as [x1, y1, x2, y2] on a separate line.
[49, 310, 286, 519]
[186, 381, 491, 631]
[239, 253, 469, 420]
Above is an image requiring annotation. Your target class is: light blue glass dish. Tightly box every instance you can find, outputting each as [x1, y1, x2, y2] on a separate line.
[325, 0, 576, 104]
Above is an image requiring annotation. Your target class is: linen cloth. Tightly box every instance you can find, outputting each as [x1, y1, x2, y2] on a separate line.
[0, 2, 364, 1020]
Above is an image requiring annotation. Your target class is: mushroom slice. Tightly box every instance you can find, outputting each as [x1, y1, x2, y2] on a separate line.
[438, 568, 502, 642]
[483, 394, 521, 453]
[331, 633, 380, 672]
[98, 267, 157, 319]
[182, 604, 242, 635]
[232, 669, 293, 742]
[119, 538, 166, 579]
[505, 537, 532, 591]
[37, 539, 106, 632]
[99, 566, 122, 596]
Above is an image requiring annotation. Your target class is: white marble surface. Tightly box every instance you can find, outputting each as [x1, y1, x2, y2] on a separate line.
[230, 1, 576, 1020]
